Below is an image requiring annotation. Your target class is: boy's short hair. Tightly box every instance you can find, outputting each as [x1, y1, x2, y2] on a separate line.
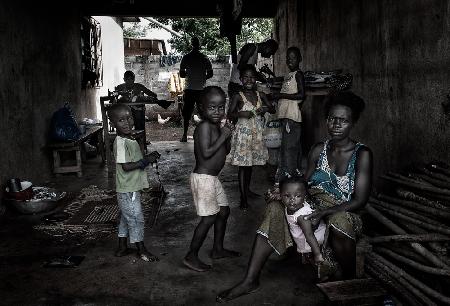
[264, 39, 279, 53]
[287, 46, 302, 62]
[198, 86, 226, 117]
[107, 103, 131, 122]
[124, 70, 135, 79]
[239, 64, 258, 75]
[324, 91, 365, 122]
[279, 174, 307, 192]
[191, 36, 200, 48]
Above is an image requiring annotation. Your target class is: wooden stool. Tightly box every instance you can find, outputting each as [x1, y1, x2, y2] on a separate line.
[49, 126, 104, 177]
[52, 146, 83, 177]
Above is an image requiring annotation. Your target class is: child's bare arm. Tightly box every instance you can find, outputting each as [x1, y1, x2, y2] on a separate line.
[227, 94, 240, 123]
[296, 216, 316, 239]
[297, 215, 322, 260]
[256, 92, 276, 115]
[272, 71, 306, 101]
[197, 123, 232, 159]
[228, 95, 253, 120]
[225, 137, 232, 154]
[120, 152, 160, 172]
[120, 162, 144, 172]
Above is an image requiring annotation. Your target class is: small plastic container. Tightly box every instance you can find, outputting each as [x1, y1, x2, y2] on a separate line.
[5, 180, 33, 201]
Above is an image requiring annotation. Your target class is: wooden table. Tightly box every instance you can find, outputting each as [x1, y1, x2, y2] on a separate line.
[48, 125, 104, 177]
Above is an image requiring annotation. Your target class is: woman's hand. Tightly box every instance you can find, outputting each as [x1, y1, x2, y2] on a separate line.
[304, 211, 325, 228]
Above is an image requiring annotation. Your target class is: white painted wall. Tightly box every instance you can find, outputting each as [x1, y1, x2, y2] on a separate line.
[93, 16, 125, 118]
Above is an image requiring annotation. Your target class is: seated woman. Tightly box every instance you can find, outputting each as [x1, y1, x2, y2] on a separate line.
[217, 91, 373, 302]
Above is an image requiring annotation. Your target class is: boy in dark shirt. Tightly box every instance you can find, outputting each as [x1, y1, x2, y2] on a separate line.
[183, 86, 241, 272]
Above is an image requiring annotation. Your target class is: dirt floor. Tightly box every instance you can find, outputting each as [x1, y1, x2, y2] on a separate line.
[0, 139, 327, 306]
[146, 120, 195, 142]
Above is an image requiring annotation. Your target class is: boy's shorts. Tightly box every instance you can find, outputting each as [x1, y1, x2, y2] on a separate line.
[190, 173, 229, 216]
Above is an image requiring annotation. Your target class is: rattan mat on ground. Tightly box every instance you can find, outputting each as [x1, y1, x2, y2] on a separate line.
[33, 185, 165, 244]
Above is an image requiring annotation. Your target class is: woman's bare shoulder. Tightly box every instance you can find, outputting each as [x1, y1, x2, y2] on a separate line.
[310, 142, 325, 157]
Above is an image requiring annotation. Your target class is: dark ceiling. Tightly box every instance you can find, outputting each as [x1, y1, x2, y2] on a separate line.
[81, 0, 277, 18]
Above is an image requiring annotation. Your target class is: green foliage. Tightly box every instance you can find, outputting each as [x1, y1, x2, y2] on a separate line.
[147, 18, 273, 56]
[123, 22, 147, 38]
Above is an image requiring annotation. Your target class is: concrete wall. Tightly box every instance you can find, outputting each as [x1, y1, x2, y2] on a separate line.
[274, 0, 450, 183]
[93, 16, 126, 118]
[125, 55, 231, 99]
[0, 2, 101, 194]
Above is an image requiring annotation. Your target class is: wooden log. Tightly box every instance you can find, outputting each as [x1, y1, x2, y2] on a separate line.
[388, 172, 434, 186]
[365, 205, 448, 268]
[368, 252, 450, 305]
[396, 220, 449, 257]
[411, 173, 450, 190]
[365, 264, 422, 306]
[372, 205, 450, 235]
[378, 193, 450, 219]
[417, 171, 450, 188]
[368, 234, 450, 244]
[429, 163, 450, 178]
[419, 191, 450, 203]
[396, 188, 449, 209]
[382, 244, 430, 265]
[366, 255, 436, 306]
[374, 247, 450, 276]
[381, 174, 450, 196]
[369, 198, 447, 227]
[417, 166, 450, 184]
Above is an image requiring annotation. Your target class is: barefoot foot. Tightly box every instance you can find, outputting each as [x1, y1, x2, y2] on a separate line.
[210, 248, 242, 259]
[183, 255, 211, 272]
[216, 281, 260, 303]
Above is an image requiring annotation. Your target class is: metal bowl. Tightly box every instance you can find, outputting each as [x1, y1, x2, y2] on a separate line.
[5, 190, 66, 215]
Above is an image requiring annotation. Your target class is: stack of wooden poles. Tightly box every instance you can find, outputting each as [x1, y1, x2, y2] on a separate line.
[364, 162, 450, 306]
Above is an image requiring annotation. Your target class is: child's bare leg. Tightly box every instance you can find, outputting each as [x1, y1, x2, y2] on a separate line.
[297, 217, 323, 263]
[211, 206, 241, 259]
[184, 215, 216, 271]
[238, 166, 251, 209]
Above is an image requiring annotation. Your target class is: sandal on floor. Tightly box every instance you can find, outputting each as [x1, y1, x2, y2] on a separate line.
[138, 253, 159, 262]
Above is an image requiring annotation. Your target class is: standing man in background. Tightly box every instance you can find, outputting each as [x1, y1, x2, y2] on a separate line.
[179, 37, 214, 142]
[227, 39, 279, 101]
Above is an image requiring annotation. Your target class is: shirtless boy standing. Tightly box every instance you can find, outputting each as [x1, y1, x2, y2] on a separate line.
[183, 86, 241, 272]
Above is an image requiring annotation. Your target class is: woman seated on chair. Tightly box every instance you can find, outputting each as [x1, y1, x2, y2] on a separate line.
[217, 91, 373, 302]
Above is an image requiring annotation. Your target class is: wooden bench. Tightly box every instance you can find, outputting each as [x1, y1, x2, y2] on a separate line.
[48, 125, 104, 177]
[317, 278, 387, 305]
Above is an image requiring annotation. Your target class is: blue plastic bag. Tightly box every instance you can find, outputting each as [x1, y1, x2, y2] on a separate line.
[49, 103, 81, 142]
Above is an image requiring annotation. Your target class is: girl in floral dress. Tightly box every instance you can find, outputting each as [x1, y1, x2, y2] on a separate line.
[228, 65, 275, 209]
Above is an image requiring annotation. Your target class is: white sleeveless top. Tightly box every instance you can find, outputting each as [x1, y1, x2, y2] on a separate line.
[277, 70, 303, 122]
[285, 202, 326, 254]
[229, 45, 258, 85]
